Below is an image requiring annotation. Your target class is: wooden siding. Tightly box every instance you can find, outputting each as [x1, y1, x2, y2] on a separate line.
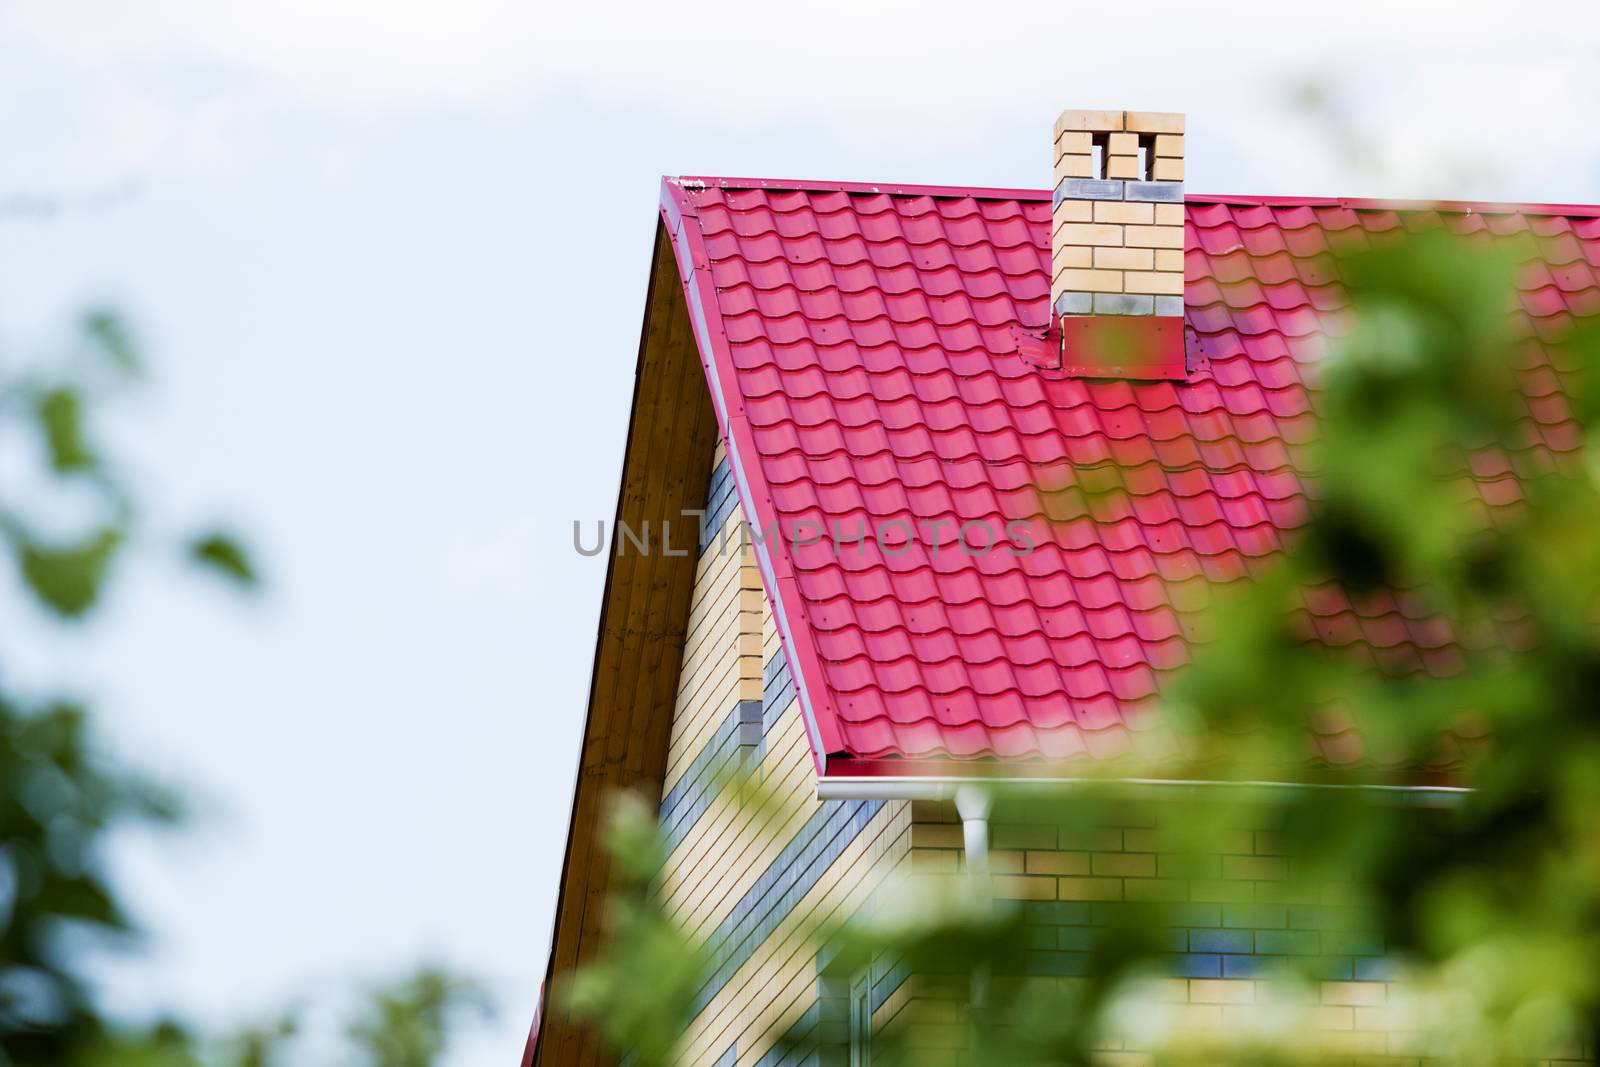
[532, 224, 721, 1067]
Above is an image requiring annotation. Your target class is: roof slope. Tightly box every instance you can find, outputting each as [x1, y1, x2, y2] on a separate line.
[660, 177, 1600, 778]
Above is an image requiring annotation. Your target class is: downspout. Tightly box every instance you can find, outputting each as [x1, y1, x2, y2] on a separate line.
[955, 785, 992, 1049]
[955, 785, 991, 875]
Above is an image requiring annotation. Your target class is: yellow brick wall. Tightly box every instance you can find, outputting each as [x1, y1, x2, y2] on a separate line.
[660, 505, 761, 800]
[905, 800, 1593, 1064]
[657, 451, 913, 1065]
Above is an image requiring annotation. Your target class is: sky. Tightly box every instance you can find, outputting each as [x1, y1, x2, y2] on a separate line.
[1, 2, 1597, 1064]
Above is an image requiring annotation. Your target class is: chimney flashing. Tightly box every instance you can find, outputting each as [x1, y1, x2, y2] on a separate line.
[1052, 179, 1124, 207]
[1123, 181, 1184, 203]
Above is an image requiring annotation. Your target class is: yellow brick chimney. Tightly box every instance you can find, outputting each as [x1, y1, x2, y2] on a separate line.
[1051, 109, 1185, 319]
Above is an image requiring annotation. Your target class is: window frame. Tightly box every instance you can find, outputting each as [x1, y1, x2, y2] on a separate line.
[849, 970, 871, 1067]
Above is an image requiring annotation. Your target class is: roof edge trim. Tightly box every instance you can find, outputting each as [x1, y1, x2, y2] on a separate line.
[658, 176, 846, 774]
[671, 174, 1048, 202]
[1187, 193, 1600, 217]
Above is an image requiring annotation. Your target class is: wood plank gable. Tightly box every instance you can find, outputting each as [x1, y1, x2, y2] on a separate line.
[531, 221, 720, 1067]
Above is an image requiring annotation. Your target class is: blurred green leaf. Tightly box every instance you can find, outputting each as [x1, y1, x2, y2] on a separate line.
[220, 1012, 299, 1067]
[65, 1023, 205, 1067]
[188, 532, 257, 588]
[35, 387, 96, 472]
[601, 788, 668, 883]
[82, 309, 141, 377]
[564, 793, 707, 1067]
[345, 966, 492, 1067]
[20, 528, 122, 617]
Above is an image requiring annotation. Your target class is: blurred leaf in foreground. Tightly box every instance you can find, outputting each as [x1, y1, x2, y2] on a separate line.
[35, 387, 96, 473]
[564, 792, 708, 1067]
[188, 533, 258, 589]
[82, 309, 142, 378]
[345, 967, 493, 1067]
[17, 528, 123, 618]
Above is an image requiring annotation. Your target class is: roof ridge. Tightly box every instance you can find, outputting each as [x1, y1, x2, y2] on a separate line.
[667, 175, 1600, 218]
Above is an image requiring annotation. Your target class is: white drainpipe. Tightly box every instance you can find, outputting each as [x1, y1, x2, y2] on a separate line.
[954, 785, 992, 874]
[954, 785, 992, 1044]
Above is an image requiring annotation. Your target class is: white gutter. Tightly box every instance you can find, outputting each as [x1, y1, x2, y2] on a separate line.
[816, 778, 958, 802]
[817, 775, 1470, 805]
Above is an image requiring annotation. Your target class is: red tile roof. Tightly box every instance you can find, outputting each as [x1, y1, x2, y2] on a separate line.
[659, 177, 1600, 778]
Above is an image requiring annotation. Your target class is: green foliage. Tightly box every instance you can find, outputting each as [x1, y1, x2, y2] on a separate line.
[1153, 229, 1600, 1063]
[18, 528, 124, 618]
[187, 534, 258, 589]
[0, 698, 183, 1064]
[345, 967, 493, 1067]
[0, 311, 239, 1065]
[35, 388, 95, 473]
[563, 793, 708, 1067]
[216, 1014, 297, 1067]
[0, 312, 255, 621]
[80, 310, 142, 379]
[0, 312, 475, 1067]
[571, 227, 1600, 1065]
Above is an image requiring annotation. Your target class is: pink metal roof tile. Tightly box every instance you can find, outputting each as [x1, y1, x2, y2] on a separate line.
[658, 177, 1598, 777]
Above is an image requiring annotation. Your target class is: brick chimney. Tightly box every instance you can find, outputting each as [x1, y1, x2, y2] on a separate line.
[1051, 109, 1185, 320]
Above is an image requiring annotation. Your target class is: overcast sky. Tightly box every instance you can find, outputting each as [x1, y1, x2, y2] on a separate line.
[2, 3, 1597, 1065]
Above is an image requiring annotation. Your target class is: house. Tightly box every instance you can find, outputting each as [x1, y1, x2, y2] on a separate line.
[524, 109, 1600, 1066]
